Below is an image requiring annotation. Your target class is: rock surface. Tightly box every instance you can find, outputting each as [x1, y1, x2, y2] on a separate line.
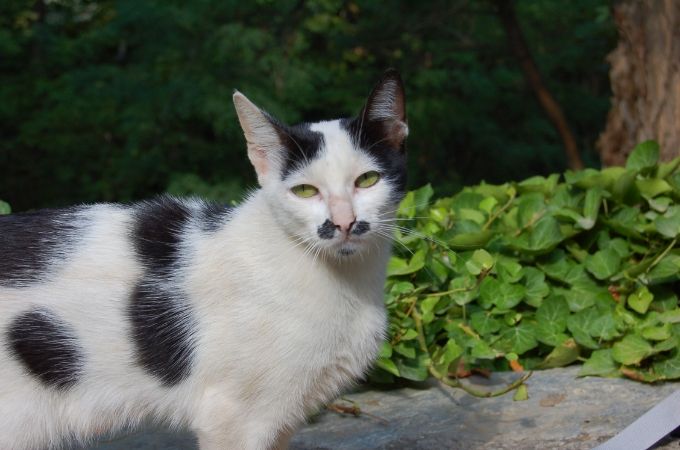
[82, 367, 680, 450]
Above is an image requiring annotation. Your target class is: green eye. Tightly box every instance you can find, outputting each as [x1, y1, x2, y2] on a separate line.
[291, 184, 319, 198]
[355, 171, 380, 188]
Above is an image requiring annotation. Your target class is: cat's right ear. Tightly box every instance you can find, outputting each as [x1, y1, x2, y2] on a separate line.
[233, 91, 285, 185]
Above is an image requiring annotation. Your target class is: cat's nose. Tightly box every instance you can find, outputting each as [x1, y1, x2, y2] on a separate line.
[329, 196, 356, 235]
[334, 218, 356, 234]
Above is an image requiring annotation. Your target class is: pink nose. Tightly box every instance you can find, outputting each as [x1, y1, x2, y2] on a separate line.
[329, 196, 356, 235]
[334, 217, 356, 234]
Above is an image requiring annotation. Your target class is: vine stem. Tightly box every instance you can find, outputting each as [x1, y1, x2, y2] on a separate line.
[645, 238, 677, 275]
[412, 309, 532, 398]
[483, 189, 517, 230]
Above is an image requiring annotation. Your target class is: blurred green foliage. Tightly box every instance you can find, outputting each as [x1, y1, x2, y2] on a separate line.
[0, 0, 615, 211]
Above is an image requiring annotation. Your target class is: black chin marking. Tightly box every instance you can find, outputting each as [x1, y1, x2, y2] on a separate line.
[352, 221, 370, 236]
[317, 219, 336, 240]
[339, 247, 356, 256]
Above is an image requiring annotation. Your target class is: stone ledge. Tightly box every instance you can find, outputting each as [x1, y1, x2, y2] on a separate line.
[82, 367, 680, 449]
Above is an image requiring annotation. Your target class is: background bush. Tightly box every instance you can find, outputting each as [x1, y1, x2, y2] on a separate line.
[0, 0, 614, 211]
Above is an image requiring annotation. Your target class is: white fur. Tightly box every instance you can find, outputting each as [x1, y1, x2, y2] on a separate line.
[0, 121, 396, 449]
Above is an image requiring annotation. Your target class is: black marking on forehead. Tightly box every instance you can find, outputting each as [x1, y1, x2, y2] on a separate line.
[7, 308, 84, 389]
[132, 196, 191, 276]
[128, 283, 196, 386]
[274, 121, 325, 179]
[352, 221, 370, 236]
[317, 219, 336, 240]
[341, 117, 408, 202]
[0, 207, 83, 287]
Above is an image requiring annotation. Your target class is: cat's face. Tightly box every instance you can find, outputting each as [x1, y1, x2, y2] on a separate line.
[234, 70, 408, 258]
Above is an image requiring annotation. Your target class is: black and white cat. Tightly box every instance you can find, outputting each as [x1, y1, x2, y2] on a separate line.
[0, 70, 408, 450]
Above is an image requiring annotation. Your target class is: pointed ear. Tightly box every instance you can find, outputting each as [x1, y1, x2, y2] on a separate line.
[233, 91, 285, 184]
[362, 69, 408, 148]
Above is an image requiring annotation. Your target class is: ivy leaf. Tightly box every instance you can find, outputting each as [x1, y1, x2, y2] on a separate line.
[585, 249, 622, 280]
[628, 286, 654, 314]
[654, 206, 680, 238]
[376, 358, 400, 376]
[535, 295, 569, 331]
[499, 323, 538, 355]
[538, 338, 579, 368]
[653, 352, 680, 380]
[470, 311, 502, 335]
[465, 249, 495, 275]
[523, 267, 550, 307]
[626, 140, 659, 172]
[612, 335, 653, 365]
[579, 349, 619, 377]
[528, 216, 563, 251]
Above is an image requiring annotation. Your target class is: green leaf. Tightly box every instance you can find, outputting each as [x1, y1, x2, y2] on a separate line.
[376, 358, 400, 376]
[439, 339, 463, 367]
[394, 342, 416, 359]
[0, 200, 10, 215]
[523, 267, 550, 307]
[579, 349, 619, 377]
[628, 286, 654, 314]
[513, 384, 529, 401]
[387, 249, 426, 276]
[612, 335, 653, 365]
[653, 352, 680, 380]
[535, 295, 569, 331]
[585, 249, 622, 280]
[499, 323, 538, 355]
[641, 323, 672, 341]
[636, 178, 672, 198]
[580, 188, 602, 230]
[528, 216, 563, 251]
[647, 254, 680, 283]
[654, 206, 680, 238]
[538, 338, 579, 368]
[497, 258, 523, 283]
[378, 342, 393, 358]
[465, 249, 495, 275]
[470, 340, 497, 359]
[470, 311, 502, 335]
[626, 140, 659, 172]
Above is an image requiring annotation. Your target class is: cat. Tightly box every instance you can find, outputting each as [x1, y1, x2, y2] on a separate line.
[0, 69, 408, 450]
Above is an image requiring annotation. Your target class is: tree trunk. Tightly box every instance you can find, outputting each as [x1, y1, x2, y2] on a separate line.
[598, 0, 680, 166]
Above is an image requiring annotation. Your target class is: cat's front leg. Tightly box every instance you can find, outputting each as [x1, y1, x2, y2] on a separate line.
[193, 386, 288, 450]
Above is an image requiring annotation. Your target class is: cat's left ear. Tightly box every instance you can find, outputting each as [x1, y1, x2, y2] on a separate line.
[362, 69, 408, 149]
[232, 91, 286, 185]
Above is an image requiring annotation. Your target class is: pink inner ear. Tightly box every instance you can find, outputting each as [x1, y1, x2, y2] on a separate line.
[385, 120, 409, 148]
[248, 146, 269, 178]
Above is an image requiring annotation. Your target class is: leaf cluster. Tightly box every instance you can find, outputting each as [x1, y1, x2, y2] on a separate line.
[376, 141, 680, 386]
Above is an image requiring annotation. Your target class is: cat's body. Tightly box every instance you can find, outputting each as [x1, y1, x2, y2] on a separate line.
[0, 71, 408, 450]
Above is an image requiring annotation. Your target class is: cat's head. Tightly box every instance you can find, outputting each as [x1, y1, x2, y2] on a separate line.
[233, 70, 408, 258]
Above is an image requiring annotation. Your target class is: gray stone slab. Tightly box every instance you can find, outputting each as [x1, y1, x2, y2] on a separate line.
[77, 367, 680, 449]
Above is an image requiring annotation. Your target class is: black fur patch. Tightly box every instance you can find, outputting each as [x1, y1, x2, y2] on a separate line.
[7, 308, 83, 389]
[129, 196, 196, 386]
[198, 201, 232, 233]
[270, 120, 325, 179]
[132, 197, 191, 276]
[317, 219, 337, 240]
[341, 117, 408, 202]
[0, 208, 81, 286]
[128, 283, 196, 386]
[352, 220, 370, 236]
